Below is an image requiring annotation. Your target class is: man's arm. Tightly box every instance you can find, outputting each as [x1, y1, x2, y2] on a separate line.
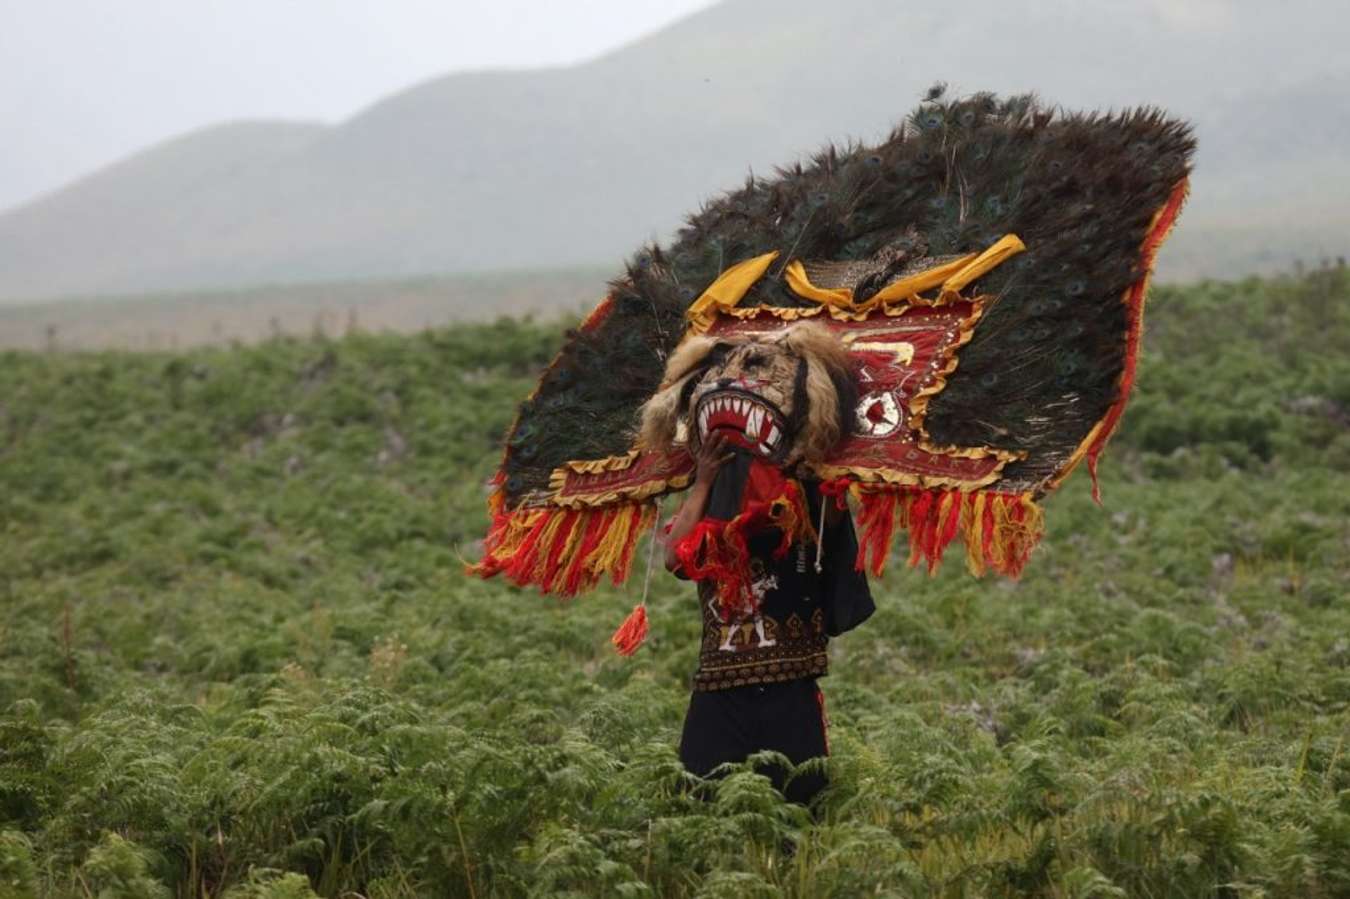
[663, 432, 731, 571]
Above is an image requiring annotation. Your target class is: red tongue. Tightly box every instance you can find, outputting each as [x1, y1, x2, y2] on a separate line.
[705, 397, 775, 453]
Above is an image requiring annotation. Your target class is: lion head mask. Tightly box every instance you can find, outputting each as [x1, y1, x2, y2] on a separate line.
[638, 321, 857, 468]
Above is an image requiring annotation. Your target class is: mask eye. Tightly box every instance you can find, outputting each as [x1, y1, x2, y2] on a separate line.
[743, 352, 766, 369]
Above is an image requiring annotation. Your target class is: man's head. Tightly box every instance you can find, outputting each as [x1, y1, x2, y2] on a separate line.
[639, 322, 856, 467]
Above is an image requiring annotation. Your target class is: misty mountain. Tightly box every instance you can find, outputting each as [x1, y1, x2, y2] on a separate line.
[2, 0, 1347, 303]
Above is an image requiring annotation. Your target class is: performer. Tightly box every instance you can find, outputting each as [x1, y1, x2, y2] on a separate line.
[664, 432, 873, 805]
[639, 323, 875, 805]
[469, 86, 1193, 800]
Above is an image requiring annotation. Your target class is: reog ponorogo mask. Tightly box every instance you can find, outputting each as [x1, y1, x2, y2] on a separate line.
[469, 88, 1194, 650]
[638, 322, 856, 468]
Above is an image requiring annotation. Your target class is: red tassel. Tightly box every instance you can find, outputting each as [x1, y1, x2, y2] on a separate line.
[933, 491, 963, 571]
[561, 507, 612, 595]
[819, 477, 852, 510]
[857, 491, 897, 575]
[981, 493, 997, 561]
[670, 461, 814, 620]
[611, 604, 648, 656]
[908, 490, 935, 568]
[674, 519, 755, 619]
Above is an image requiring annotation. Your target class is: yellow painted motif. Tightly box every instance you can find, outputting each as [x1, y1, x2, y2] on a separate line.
[840, 333, 916, 365]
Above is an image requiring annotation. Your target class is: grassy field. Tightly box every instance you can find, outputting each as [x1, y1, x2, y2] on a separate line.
[1, 268, 1348, 897]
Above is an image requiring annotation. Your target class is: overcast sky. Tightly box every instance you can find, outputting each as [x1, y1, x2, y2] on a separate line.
[0, 0, 716, 213]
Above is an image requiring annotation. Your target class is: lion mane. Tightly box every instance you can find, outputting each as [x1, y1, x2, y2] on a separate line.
[638, 321, 856, 467]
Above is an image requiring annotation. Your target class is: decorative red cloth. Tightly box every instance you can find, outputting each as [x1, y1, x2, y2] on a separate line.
[672, 459, 813, 620]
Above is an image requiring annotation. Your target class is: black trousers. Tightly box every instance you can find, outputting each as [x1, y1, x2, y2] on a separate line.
[678, 677, 829, 807]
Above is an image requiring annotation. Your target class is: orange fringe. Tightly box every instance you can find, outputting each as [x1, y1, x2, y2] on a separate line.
[467, 502, 656, 596]
[1085, 179, 1190, 503]
[611, 604, 649, 656]
[856, 488, 1044, 579]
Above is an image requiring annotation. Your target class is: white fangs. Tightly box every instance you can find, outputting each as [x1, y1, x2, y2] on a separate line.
[696, 393, 783, 456]
[747, 407, 763, 436]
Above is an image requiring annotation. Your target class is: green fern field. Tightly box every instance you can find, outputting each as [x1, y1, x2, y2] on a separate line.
[2, 270, 1349, 898]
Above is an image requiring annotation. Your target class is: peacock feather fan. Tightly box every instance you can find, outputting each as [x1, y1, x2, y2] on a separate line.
[476, 87, 1194, 598]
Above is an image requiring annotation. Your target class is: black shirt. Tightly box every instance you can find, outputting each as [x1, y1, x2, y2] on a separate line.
[689, 482, 874, 691]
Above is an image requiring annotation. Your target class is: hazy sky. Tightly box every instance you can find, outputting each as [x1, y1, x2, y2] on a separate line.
[1, 0, 716, 213]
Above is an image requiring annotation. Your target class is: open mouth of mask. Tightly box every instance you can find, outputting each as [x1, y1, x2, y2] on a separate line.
[693, 388, 788, 459]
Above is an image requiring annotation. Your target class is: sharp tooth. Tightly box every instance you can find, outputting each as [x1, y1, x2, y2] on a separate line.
[747, 408, 762, 435]
[766, 425, 780, 446]
[739, 399, 749, 416]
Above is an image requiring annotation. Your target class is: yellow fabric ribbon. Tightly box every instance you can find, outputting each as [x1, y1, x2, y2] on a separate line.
[941, 234, 1026, 296]
[868, 252, 979, 305]
[685, 250, 779, 329]
[683, 234, 1026, 326]
[795, 233, 1027, 308]
[783, 260, 853, 307]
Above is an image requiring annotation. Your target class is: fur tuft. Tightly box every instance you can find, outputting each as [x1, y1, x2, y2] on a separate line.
[776, 323, 855, 463]
[637, 335, 724, 449]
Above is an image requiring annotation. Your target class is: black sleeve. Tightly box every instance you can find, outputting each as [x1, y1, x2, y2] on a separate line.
[808, 484, 875, 637]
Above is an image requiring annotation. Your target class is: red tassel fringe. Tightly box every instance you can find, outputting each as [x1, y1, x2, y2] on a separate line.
[467, 502, 655, 596]
[855, 488, 1045, 579]
[611, 604, 649, 656]
[672, 472, 813, 621]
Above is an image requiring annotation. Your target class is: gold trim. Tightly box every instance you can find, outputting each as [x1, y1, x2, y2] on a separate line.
[714, 302, 826, 323]
[559, 450, 642, 475]
[544, 454, 693, 509]
[1043, 417, 1107, 494]
[805, 460, 1008, 492]
[546, 472, 692, 510]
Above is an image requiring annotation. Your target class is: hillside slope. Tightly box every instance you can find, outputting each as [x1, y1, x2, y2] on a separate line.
[1, 0, 1348, 301]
